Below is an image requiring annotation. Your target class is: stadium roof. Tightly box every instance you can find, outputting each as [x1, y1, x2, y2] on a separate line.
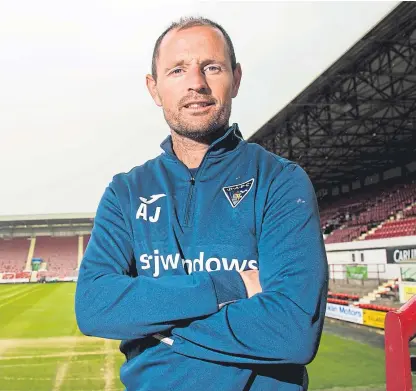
[249, 2, 416, 190]
[0, 213, 95, 227]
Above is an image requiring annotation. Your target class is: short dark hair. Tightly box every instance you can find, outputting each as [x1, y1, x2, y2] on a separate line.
[151, 16, 237, 81]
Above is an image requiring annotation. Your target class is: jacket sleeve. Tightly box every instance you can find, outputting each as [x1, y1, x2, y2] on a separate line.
[168, 163, 329, 365]
[75, 178, 247, 341]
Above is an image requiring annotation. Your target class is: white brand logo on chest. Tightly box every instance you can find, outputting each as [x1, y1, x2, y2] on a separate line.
[136, 194, 166, 223]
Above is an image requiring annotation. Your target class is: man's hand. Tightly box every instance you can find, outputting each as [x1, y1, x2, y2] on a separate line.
[239, 270, 262, 298]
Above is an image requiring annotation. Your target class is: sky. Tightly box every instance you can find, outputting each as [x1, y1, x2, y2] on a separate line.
[0, 0, 399, 216]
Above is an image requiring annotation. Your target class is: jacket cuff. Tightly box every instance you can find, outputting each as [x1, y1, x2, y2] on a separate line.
[208, 270, 248, 308]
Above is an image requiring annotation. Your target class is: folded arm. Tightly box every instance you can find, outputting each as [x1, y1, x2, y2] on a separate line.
[75, 178, 247, 341]
[168, 163, 329, 365]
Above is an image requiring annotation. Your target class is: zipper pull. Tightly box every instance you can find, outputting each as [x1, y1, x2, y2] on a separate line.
[190, 177, 195, 185]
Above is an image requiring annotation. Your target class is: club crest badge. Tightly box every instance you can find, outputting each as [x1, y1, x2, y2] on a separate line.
[222, 178, 254, 208]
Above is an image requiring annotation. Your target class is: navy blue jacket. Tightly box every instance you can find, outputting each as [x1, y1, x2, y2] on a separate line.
[75, 124, 328, 391]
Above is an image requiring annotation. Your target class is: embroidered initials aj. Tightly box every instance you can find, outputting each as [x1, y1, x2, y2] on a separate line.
[136, 194, 166, 223]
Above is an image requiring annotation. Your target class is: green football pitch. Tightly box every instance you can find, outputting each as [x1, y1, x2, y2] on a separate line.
[0, 283, 388, 391]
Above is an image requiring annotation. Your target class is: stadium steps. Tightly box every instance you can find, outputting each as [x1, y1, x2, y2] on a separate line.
[24, 237, 36, 271]
[358, 279, 397, 304]
[402, 200, 416, 213]
[393, 202, 414, 220]
[357, 218, 395, 240]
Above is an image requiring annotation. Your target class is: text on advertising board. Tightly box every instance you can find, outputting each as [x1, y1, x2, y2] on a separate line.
[326, 303, 363, 324]
[403, 284, 416, 302]
[387, 246, 416, 263]
[362, 309, 387, 329]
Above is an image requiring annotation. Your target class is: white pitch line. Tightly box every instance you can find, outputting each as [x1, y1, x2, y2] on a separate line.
[0, 375, 105, 381]
[52, 362, 70, 391]
[0, 355, 118, 368]
[51, 333, 78, 391]
[0, 284, 38, 301]
[103, 339, 115, 391]
[0, 335, 101, 348]
[0, 349, 119, 361]
[0, 285, 33, 297]
[0, 341, 11, 358]
[0, 285, 41, 309]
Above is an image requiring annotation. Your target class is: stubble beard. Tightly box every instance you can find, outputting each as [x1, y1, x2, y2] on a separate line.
[163, 102, 232, 142]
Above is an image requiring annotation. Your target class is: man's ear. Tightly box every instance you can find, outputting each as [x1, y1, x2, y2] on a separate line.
[231, 63, 242, 98]
[146, 74, 162, 107]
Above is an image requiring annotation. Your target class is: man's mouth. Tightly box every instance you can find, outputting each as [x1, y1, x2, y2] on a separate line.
[183, 101, 215, 109]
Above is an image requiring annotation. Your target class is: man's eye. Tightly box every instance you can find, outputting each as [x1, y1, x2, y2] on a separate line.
[171, 69, 183, 75]
[205, 66, 221, 73]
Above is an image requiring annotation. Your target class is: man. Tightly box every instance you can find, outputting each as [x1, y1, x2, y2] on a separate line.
[75, 16, 328, 391]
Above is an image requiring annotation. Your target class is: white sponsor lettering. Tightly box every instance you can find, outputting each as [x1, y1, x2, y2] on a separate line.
[193, 253, 204, 272]
[223, 258, 247, 272]
[149, 207, 161, 223]
[206, 258, 221, 272]
[136, 203, 148, 220]
[325, 303, 363, 324]
[138, 250, 258, 277]
[248, 260, 258, 269]
[161, 253, 180, 270]
[139, 254, 151, 270]
[153, 250, 160, 277]
[393, 248, 416, 262]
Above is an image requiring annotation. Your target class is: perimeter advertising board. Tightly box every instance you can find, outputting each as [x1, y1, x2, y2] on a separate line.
[402, 284, 416, 302]
[362, 309, 387, 329]
[325, 303, 363, 324]
[386, 246, 416, 263]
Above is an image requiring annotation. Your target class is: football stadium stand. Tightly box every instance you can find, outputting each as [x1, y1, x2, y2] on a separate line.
[0, 235, 87, 280]
[34, 236, 79, 278]
[322, 179, 416, 243]
[0, 214, 94, 281]
[0, 238, 30, 273]
[248, 1, 416, 243]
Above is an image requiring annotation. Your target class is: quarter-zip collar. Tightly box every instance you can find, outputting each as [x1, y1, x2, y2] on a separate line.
[159, 124, 245, 228]
[160, 123, 244, 161]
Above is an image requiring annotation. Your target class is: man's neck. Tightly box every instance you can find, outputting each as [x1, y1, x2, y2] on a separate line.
[171, 126, 228, 169]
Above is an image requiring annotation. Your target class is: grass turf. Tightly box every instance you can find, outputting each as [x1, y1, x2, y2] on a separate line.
[0, 283, 387, 390]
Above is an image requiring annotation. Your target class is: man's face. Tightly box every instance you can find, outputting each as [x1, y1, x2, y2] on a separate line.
[146, 25, 242, 140]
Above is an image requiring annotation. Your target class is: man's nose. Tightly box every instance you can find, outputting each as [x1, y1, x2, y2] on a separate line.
[186, 67, 210, 93]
